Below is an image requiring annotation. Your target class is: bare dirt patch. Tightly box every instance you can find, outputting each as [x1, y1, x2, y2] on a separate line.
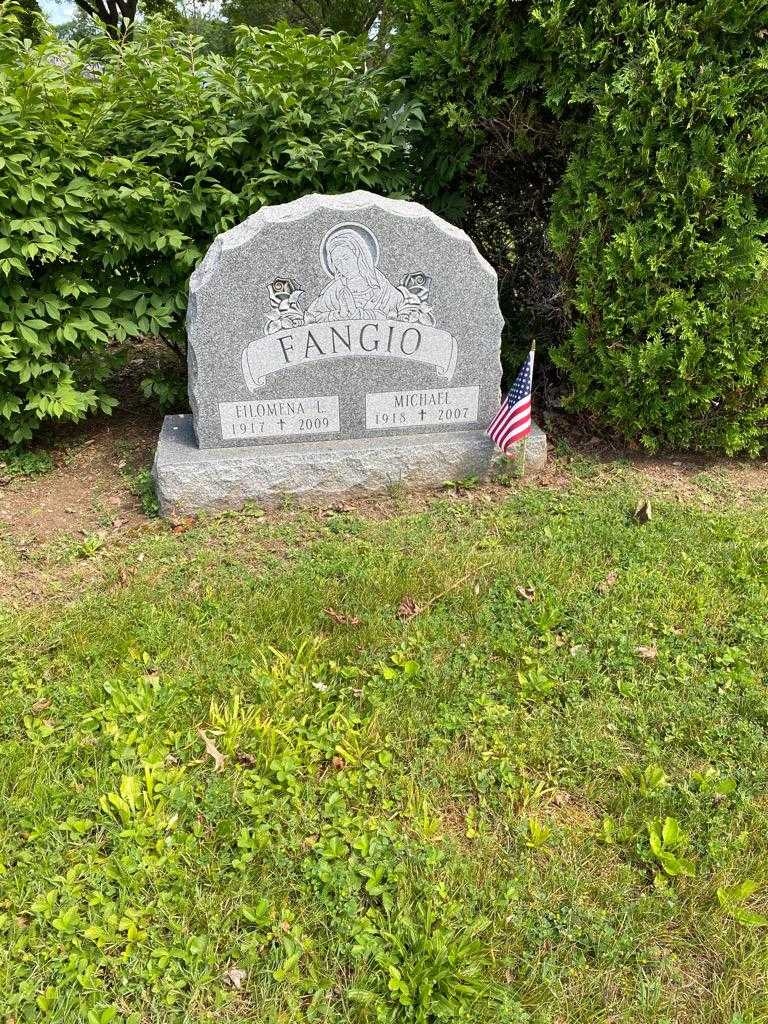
[546, 411, 768, 505]
[0, 408, 159, 541]
[0, 351, 166, 544]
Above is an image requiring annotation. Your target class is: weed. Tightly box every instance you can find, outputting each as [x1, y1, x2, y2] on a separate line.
[125, 466, 159, 516]
[0, 448, 54, 479]
[73, 533, 106, 559]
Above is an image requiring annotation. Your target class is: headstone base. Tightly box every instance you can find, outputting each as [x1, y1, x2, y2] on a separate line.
[152, 415, 546, 515]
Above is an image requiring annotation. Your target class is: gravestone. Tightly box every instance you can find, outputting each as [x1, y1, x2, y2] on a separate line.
[152, 190, 546, 514]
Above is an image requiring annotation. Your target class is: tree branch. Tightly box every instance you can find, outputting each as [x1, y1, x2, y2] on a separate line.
[290, 0, 321, 32]
[74, 0, 99, 17]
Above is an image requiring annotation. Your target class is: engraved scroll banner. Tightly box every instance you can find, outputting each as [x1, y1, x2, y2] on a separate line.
[242, 319, 457, 393]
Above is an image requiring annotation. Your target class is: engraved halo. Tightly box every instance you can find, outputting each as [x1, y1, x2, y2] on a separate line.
[320, 222, 380, 276]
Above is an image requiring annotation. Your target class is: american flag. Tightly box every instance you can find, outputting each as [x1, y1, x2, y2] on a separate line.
[486, 349, 534, 453]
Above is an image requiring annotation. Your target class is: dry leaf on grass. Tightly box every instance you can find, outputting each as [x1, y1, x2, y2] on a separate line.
[396, 596, 421, 621]
[323, 607, 361, 626]
[633, 499, 652, 524]
[597, 571, 618, 594]
[222, 965, 247, 990]
[197, 728, 225, 772]
[516, 586, 536, 602]
[171, 515, 195, 534]
[635, 644, 658, 660]
[29, 698, 52, 714]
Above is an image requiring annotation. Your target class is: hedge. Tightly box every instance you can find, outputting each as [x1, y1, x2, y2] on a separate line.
[390, 0, 768, 454]
[4, 1, 768, 454]
[0, 10, 420, 444]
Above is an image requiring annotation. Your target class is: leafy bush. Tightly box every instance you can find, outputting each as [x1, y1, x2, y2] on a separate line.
[535, 1, 768, 455]
[0, 9, 419, 443]
[387, 1, 567, 380]
[388, 0, 540, 215]
[391, 1, 768, 454]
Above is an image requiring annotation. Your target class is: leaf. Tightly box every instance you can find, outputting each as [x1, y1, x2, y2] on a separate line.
[170, 515, 195, 534]
[516, 586, 536, 602]
[717, 881, 768, 926]
[323, 607, 361, 626]
[633, 499, 652, 524]
[649, 826, 663, 858]
[636, 644, 658, 660]
[662, 816, 681, 846]
[222, 965, 247, 989]
[731, 879, 760, 902]
[600, 816, 616, 844]
[197, 728, 225, 773]
[396, 596, 420, 621]
[597, 570, 618, 594]
[658, 851, 695, 877]
[731, 907, 768, 927]
[640, 764, 667, 794]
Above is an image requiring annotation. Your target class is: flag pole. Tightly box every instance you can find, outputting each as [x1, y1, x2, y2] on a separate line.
[518, 340, 535, 478]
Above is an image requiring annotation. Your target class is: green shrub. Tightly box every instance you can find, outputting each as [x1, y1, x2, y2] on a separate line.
[388, 0, 542, 217]
[0, 10, 420, 444]
[391, 1, 768, 454]
[387, 1, 567, 379]
[535, 1, 768, 455]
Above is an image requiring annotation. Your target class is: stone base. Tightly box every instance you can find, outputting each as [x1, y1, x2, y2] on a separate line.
[152, 415, 547, 515]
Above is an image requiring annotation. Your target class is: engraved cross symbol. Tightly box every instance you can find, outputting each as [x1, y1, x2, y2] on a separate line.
[278, 418, 286, 431]
[419, 409, 426, 421]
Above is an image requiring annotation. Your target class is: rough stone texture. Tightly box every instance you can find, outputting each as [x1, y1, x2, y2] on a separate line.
[153, 414, 547, 515]
[187, 190, 504, 449]
[152, 189, 546, 514]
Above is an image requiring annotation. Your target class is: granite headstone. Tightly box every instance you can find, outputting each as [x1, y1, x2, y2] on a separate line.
[152, 190, 546, 513]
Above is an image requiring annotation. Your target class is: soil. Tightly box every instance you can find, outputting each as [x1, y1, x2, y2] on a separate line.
[0, 375, 163, 544]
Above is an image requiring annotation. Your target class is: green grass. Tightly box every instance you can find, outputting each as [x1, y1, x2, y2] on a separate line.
[2, 477, 768, 1023]
[0, 448, 54, 480]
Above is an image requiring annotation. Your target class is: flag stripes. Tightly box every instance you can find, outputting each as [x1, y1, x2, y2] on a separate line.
[486, 350, 534, 455]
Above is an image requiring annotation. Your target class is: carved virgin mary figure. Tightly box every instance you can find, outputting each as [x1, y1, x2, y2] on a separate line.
[305, 225, 406, 324]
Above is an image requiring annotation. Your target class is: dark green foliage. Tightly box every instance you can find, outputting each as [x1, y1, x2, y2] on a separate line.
[390, 0, 768, 454]
[6, 0, 40, 39]
[0, 14, 419, 444]
[221, 0, 383, 37]
[534, 1, 768, 455]
[387, 1, 566, 380]
[5, 0, 767, 453]
[388, 0, 542, 216]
